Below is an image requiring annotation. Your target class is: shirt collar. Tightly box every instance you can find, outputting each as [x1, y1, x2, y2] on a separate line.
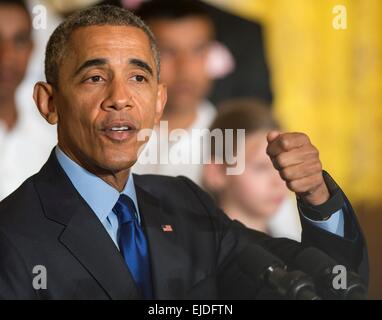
[55, 146, 140, 224]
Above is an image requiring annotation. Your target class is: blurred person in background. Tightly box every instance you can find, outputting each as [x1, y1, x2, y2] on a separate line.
[0, 0, 56, 200]
[131, 0, 217, 184]
[104, 0, 273, 106]
[202, 99, 301, 240]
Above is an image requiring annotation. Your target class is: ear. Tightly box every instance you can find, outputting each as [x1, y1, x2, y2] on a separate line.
[154, 82, 167, 124]
[202, 162, 228, 193]
[33, 82, 58, 125]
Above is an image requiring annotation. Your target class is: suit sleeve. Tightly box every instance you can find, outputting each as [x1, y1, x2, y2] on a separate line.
[0, 231, 38, 300]
[178, 174, 368, 293]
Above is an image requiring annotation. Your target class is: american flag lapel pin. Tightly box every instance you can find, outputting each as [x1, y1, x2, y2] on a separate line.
[161, 224, 173, 232]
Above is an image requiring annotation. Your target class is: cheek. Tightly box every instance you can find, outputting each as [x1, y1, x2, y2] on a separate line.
[198, 56, 210, 74]
[131, 86, 158, 128]
[229, 172, 283, 217]
[192, 53, 210, 75]
[58, 93, 97, 137]
[14, 49, 31, 74]
[230, 172, 266, 201]
[231, 167, 286, 206]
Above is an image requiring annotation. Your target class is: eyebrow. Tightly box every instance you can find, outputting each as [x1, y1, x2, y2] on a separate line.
[129, 58, 153, 77]
[73, 58, 107, 77]
[73, 58, 154, 78]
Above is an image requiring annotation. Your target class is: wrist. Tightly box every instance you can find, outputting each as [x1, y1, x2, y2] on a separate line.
[297, 171, 344, 221]
[302, 181, 330, 206]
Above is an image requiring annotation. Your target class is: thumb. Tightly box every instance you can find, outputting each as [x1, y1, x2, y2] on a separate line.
[267, 130, 281, 144]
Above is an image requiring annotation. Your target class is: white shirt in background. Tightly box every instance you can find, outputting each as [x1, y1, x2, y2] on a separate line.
[0, 101, 56, 200]
[268, 194, 302, 241]
[133, 100, 217, 185]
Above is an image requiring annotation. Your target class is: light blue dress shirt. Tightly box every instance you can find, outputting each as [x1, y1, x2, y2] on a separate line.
[55, 146, 141, 249]
[303, 209, 344, 237]
[55, 145, 345, 242]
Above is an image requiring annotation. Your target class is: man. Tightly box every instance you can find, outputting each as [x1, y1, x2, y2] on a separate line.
[0, 5, 367, 299]
[132, 0, 217, 184]
[0, 0, 56, 200]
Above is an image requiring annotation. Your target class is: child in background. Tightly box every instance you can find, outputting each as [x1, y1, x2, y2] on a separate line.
[202, 98, 301, 240]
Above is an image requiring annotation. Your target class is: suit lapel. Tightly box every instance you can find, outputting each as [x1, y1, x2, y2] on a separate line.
[34, 151, 139, 300]
[134, 181, 191, 299]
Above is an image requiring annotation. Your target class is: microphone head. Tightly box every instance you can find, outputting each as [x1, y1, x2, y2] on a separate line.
[236, 244, 285, 279]
[294, 246, 368, 300]
[294, 247, 337, 278]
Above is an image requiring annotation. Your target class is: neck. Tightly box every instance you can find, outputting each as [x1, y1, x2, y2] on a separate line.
[161, 104, 198, 131]
[220, 198, 268, 233]
[58, 144, 130, 192]
[0, 96, 18, 131]
[94, 170, 130, 193]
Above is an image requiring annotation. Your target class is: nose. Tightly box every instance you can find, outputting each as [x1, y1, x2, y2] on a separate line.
[175, 52, 195, 76]
[101, 77, 133, 111]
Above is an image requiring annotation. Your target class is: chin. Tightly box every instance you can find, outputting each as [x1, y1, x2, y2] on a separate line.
[103, 157, 137, 172]
[95, 150, 138, 172]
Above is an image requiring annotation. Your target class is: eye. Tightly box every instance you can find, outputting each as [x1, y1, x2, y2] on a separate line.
[85, 75, 105, 83]
[131, 75, 147, 83]
[14, 37, 30, 48]
[88, 76, 103, 82]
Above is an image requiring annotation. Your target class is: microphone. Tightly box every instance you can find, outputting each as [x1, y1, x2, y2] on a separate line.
[236, 244, 321, 300]
[294, 247, 367, 300]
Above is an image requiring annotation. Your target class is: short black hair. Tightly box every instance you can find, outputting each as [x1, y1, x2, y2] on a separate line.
[136, 0, 211, 23]
[45, 5, 160, 88]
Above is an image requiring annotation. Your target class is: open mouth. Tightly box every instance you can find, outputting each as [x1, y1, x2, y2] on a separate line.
[101, 122, 137, 142]
[107, 126, 133, 132]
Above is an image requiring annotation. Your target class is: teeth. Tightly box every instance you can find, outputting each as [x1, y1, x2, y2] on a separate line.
[110, 126, 130, 131]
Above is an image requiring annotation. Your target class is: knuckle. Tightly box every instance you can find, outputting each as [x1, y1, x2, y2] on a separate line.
[307, 161, 322, 174]
[312, 145, 319, 156]
[314, 173, 324, 185]
[301, 132, 309, 141]
[298, 132, 310, 143]
[280, 168, 290, 180]
[280, 137, 290, 150]
[275, 153, 287, 167]
[308, 145, 319, 158]
[314, 161, 323, 172]
[287, 180, 298, 191]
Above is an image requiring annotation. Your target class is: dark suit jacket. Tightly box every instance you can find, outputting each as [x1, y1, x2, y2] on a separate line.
[0, 151, 368, 299]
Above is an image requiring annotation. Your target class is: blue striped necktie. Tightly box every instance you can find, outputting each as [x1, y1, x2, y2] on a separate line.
[113, 194, 153, 299]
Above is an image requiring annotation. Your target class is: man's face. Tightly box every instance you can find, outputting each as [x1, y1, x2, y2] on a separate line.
[52, 25, 166, 173]
[0, 5, 32, 98]
[149, 16, 213, 113]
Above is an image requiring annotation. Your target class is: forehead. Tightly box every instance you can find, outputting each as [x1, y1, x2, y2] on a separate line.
[149, 17, 213, 45]
[66, 25, 155, 67]
[0, 5, 31, 37]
